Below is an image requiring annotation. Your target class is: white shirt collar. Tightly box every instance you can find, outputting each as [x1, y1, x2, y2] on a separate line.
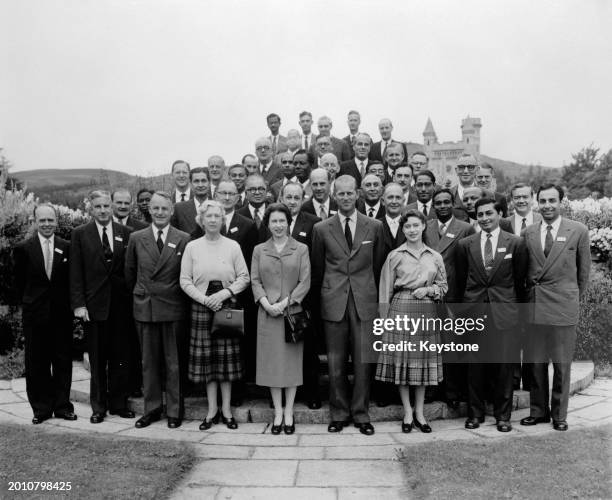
[541, 216, 562, 233]
[283, 176, 298, 185]
[481, 226, 500, 242]
[113, 215, 128, 225]
[152, 224, 170, 242]
[312, 197, 330, 212]
[419, 200, 432, 211]
[37, 232, 54, 250]
[249, 204, 265, 218]
[339, 210, 357, 225]
[439, 216, 453, 229]
[175, 187, 190, 202]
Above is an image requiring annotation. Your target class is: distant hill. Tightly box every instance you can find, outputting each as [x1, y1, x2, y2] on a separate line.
[479, 155, 561, 180]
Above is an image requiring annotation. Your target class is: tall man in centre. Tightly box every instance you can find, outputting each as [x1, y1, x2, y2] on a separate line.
[311, 175, 385, 435]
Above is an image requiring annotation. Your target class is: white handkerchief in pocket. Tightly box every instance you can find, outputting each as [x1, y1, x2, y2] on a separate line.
[362, 240, 372, 245]
[504, 253, 513, 259]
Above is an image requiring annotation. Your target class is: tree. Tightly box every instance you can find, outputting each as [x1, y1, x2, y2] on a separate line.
[561, 146, 599, 199]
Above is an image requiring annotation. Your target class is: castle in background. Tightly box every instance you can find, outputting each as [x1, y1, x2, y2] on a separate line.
[418, 115, 482, 184]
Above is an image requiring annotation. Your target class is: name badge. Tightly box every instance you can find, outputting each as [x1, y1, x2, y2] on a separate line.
[54, 248, 63, 254]
[230, 227, 238, 233]
[330, 210, 337, 215]
[497, 247, 506, 253]
[445, 233, 455, 238]
[114, 236, 123, 242]
[299, 231, 307, 237]
[557, 236, 566, 242]
[168, 242, 176, 249]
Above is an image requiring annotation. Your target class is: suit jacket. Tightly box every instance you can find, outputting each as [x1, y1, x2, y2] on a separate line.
[259, 163, 284, 185]
[170, 199, 199, 235]
[237, 203, 270, 244]
[309, 137, 352, 163]
[356, 199, 385, 220]
[381, 217, 406, 259]
[311, 212, 385, 321]
[339, 158, 371, 186]
[523, 218, 590, 326]
[406, 201, 437, 220]
[500, 212, 543, 235]
[170, 189, 193, 204]
[424, 217, 475, 302]
[269, 177, 298, 202]
[291, 211, 321, 252]
[494, 192, 509, 217]
[190, 212, 259, 271]
[369, 140, 407, 162]
[114, 216, 148, 231]
[342, 135, 356, 159]
[125, 225, 190, 322]
[456, 229, 528, 328]
[270, 135, 288, 155]
[13, 234, 72, 322]
[301, 198, 338, 219]
[70, 221, 132, 321]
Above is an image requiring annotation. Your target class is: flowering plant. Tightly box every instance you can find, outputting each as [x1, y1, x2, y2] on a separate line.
[590, 227, 612, 261]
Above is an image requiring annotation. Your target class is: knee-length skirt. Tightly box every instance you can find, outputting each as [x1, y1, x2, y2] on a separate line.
[188, 302, 242, 384]
[375, 291, 443, 386]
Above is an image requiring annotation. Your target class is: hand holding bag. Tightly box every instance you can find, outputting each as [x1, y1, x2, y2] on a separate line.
[209, 283, 244, 338]
[284, 292, 311, 343]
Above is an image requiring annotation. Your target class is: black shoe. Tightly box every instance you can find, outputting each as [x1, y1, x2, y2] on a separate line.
[135, 412, 161, 428]
[32, 414, 52, 425]
[307, 399, 322, 410]
[520, 415, 551, 426]
[90, 412, 105, 424]
[354, 422, 375, 436]
[109, 409, 135, 419]
[328, 420, 350, 433]
[271, 422, 283, 435]
[167, 417, 182, 429]
[496, 420, 512, 432]
[465, 416, 485, 429]
[283, 423, 295, 435]
[55, 411, 78, 421]
[221, 414, 238, 430]
[414, 415, 432, 433]
[199, 411, 220, 431]
[401, 419, 413, 433]
[553, 420, 568, 431]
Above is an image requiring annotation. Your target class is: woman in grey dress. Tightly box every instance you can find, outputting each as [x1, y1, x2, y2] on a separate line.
[251, 203, 311, 435]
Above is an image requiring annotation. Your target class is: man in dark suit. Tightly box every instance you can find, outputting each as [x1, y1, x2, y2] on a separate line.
[301, 168, 338, 219]
[406, 170, 437, 220]
[255, 137, 283, 185]
[136, 189, 154, 224]
[170, 160, 193, 204]
[70, 190, 134, 423]
[125, 192, 190, 429]
[521, 184, 590, 431]
[365, 161, 386, 186]
[237, 174, 269, 244]
[267, 113, 288, 155]
[369, 118, 407, 162]
[269, 151, 298, 201]
[456, 198, 528, 432]
[298, 110, 317, 152]
[450, 153, 478, 214]
[356, 173, 385, 219]
[341, 110, 362, 158]
[408, 152, 429, 176]
[462, 186, 494, 231]
[475, 163, 508, 217]
[292, 149, 314, 201]
[311, 175, 386, 435]
[380, 183, 406, 258]
[340, 133, 373, 186]
[424, 188, 475, 407]
[393, 165, 418, 206]
[170, 167, 210, 235]
[314, 116, 352, 163]
[13, 204, 76, 424]
[228, 164, 249, 209]
[280, 181, 323, 408]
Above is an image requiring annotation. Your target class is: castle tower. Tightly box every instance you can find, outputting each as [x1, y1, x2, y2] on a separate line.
[423, 117, 438, 152]
[461, 116, 481, 154]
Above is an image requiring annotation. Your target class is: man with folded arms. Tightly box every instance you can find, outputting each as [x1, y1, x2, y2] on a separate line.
[126, 192, 190, 429]
[520, 184, 590, 431]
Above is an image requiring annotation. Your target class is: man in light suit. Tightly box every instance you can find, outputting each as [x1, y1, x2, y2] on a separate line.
[369, 118, 408, 163]
[456, 198, 528, 432]
[267, 113, 288, 155]
[170, 160, 193, 204]
[520, 184, 590, 431]
[14, 204, 76, 424]
[70, 190, 134, 423]
[126, 192, 190, 429]
[170, 167, 210, 235]
[255, 137, 283, 185]
[311, 175, 386, 435]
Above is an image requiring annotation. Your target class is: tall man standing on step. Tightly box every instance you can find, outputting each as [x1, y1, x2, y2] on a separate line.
[520, 184, 590, 432]
[312, 175, 386, 436]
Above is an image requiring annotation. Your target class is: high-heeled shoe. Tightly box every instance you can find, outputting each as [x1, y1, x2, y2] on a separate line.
[199, 410, 220, 430]
[271, 417, 283, 435]
[413, 412, 432, 433]
[401, 416, 413, 433]
[283, 416, 295, 435]
[221, 413, 238, 430]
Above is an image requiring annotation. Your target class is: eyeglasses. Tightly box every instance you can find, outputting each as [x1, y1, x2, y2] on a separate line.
[456, 165, 477, 171]
[256, 146, 271, 151]
[216, 191, 237, 197]
[247, 187, 267, 193]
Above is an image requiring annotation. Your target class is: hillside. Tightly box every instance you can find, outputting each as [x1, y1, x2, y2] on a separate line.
[479, 155, 561, 180]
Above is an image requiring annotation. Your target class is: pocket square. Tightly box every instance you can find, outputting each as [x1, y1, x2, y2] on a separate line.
[504, 253, 512, 259]
[63, 258, 68, 262]
[54, 248, 64, 254]
[362, 240, 372, 245]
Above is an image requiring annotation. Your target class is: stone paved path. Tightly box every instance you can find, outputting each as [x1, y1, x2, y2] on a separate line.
[1, 363, 610, 499]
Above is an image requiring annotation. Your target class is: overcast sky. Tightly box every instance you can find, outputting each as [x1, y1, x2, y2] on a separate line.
[2, 0, 611, 175]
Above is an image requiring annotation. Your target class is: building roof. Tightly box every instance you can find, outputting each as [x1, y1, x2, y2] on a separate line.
[423, 117, 437, 136]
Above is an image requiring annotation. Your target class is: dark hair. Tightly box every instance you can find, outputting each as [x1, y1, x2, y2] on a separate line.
[415, 169, 436, 184]
[299, 111, 312, 119]
[394, 163, 414, 175]
[432, 187, 455, 203]
[292, 149, 314, 166]
[136, 188, 154, 199]
[474, 197, 502, 213]
[366, 161, 384, 172]
[228, 164, 247, 176]
[267, 113, 281, 123]
[478, 162, 494, 173]
[262, 202, 292, 228]
[171, 160, 190, 173]
[410, 151, 428, 160]
[536, 183, 564, 201]
[399, 209, 427, 237]
[510, 182, 533, 198]
[279, 181, 304, 199]
[189, 167, 210, 181]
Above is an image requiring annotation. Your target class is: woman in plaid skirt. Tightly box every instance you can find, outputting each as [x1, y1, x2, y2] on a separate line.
[376, 209, 448, 433]
[180, 200, 249, 430]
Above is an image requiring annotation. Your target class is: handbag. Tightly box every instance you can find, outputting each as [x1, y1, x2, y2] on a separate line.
[284, 293, 311, 343]
[209, 282, 244, 338]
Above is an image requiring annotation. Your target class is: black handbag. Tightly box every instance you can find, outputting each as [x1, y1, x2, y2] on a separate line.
[284, 293, 311, 343]
[208, 281, 244, 338]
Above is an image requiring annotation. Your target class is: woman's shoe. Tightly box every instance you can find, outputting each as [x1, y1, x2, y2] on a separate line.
[283, 417, 295, 435]
[221, 414, 238, 430]
[413, 413, 432, 433]
[199, 410, 220, 430]
[401, 419, 413, 433]
[271, 422, 283, 435]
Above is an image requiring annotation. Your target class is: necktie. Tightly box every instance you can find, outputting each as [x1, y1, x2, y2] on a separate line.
[102, 227, 113, 262]
[272, 136, 277, 154]
[422, 204, 428, 217]
[344, 218, 353, 249]
[180, 193, 186, 202]
[351, 135, 356, 146]
[360, 161, 365, 177]
[484, 233, 494, 271]
[382, 141, 388, 156]
[44, 239, 52, 279]
[368, 207, 375, 218]
[544, 225, 553, 257]
[439, 223, 447, 237]
[304, 136, 309, 150]
[521, 218, 527, 231]
[254, 209, 262, 228]
[319, 205, 327, 219]
[156, 230, 164, 253]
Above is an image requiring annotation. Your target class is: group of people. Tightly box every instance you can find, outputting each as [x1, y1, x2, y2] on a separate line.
[14, 110, 590, 437]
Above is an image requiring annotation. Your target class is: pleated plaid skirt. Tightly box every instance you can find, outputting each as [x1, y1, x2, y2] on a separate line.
[375, 291, 443, 386]
[188, 301, 243, 384]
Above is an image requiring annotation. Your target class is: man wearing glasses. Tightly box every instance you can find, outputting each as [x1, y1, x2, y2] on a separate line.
[238, 174, 270, 243]
[255, 137, 283, 185]
[409, 152, 429, 176]
[451, 154, 478, 215]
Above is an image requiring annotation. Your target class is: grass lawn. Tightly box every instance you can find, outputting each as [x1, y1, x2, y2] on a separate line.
[0, 424, 196, 499]
[399, 425, 611, 499]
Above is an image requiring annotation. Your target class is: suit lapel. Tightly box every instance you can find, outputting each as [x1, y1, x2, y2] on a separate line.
[425, 221, 440, 249]
[540, 219, 573, 276]
[143, 226, 160, 263]
[469, 235, 488, 282]
[292, 213, 305, 239]
[50, 235, 64, 280]
[110, 222, 126, 271]
[350, 214, 368, 257]
[330, 215, 350, 254]
[438, 218, 460, 254]
[487, 231, 509, 283]
[153, 226, 177, 275]
[86, 222, 107, 268]
[29, 236, 48, 281]
[527, 226, 546, 267]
